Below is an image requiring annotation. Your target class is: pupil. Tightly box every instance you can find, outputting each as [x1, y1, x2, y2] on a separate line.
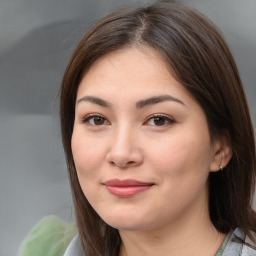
[94, 116, 104, 125]
[154, 117, 165, 126]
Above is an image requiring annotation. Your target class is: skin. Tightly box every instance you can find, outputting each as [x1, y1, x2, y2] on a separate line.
[71, 47, 232, 256]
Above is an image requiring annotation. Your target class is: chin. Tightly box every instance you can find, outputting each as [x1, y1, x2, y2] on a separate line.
[102, 213, 150, 231]
[108, 222, 146, 231]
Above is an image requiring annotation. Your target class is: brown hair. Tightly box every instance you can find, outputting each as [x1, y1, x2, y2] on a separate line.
[60, 2, 256, 255]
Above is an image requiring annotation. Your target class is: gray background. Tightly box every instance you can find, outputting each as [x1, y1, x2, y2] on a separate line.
[0, 0, 255, 256]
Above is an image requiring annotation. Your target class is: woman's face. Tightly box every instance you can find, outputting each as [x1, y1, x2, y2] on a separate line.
[72, 47, 222, 231]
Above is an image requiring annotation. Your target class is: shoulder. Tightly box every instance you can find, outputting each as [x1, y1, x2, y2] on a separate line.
[223, 228, 256, 256]
[19, 215, 76, 256]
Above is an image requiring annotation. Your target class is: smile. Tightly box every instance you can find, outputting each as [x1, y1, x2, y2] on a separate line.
[103, 179, 154, 198]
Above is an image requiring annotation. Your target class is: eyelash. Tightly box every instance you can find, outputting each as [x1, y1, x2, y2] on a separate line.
[81, 114, 109, 126]
[81, 114, 175, 127]
[144, 114, 175, 126]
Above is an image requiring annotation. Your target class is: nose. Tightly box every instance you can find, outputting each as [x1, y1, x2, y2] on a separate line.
[106, 126, 143, 169]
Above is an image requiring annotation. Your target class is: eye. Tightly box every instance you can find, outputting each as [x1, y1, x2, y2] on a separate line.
[145, 115, 175, 126]
[82, 114, 109, 126]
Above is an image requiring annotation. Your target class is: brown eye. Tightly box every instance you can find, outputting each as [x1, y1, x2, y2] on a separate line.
[153, 116, 166, 126]
[93, 116, 105, 125]
[82, 115, 108, 126]
[146, 115, 175, 126]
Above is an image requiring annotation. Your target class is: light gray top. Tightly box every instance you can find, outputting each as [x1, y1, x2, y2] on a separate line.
[222, 228, 256, 256]
[64, 233, 84, 256]
[64, 228, 256, 256]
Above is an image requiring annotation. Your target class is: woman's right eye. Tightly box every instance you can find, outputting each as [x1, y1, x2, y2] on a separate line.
[82, 115, 108, 126]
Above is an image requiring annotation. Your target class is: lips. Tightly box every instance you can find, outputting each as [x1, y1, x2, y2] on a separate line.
[103, 179, 154, 197]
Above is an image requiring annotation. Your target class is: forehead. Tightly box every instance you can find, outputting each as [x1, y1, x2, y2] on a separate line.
[77, 47, 184, 95]
[75, 46, 204, 116]
[83, 47, 168, 79]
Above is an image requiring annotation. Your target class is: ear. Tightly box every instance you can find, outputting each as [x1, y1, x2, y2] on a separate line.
[209, 136, 232, 172]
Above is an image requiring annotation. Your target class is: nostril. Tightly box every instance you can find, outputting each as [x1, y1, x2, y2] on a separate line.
[127, 161, 136, 165]
[106, 149, 143, 168]
[109, 160, 136, 168]
[110, 161, 116, 166]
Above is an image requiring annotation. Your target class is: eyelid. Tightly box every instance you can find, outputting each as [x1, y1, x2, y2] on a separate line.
[81, 113, 109, 125]
[144, 114, 175, 126]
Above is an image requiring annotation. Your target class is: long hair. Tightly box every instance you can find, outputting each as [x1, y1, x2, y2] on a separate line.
[60, 2, 256, 255]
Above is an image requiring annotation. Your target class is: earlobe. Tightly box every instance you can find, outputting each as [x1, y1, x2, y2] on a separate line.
[209, 138, 232, 172]
[218, 164, 224, 172]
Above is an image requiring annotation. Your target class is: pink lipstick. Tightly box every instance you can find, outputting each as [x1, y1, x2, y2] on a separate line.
[104, 179, 153, 197]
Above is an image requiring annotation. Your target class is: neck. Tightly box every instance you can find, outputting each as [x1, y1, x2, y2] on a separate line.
[118, 188, 226, 256]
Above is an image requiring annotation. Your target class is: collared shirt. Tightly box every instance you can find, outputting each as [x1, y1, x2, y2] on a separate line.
[64, 228, 256, 256]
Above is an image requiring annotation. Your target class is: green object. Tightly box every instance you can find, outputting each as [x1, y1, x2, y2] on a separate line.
[19, 215, 76, 256]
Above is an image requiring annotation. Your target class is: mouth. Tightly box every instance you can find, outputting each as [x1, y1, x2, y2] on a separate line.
[103, 179, 154, 198]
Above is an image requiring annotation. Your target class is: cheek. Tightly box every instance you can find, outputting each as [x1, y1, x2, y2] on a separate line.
[148, 132, 212, 212]
[71, 131, 106, 202]
[71, 131, 105, 176]
[148, 128, 212, 180]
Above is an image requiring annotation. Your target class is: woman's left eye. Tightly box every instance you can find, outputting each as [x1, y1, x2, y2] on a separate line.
[145, 115, 175, 126]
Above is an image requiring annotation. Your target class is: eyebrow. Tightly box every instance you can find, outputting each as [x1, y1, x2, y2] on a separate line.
[136, 95, 185, 109]
[77, 94, 185, 108]
[77, 96, 111, 107]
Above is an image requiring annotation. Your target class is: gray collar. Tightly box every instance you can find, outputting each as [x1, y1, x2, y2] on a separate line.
[222, 228, 256, 256]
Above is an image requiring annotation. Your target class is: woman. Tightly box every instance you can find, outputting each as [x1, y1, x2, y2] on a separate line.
[21, 1, 256, 256]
